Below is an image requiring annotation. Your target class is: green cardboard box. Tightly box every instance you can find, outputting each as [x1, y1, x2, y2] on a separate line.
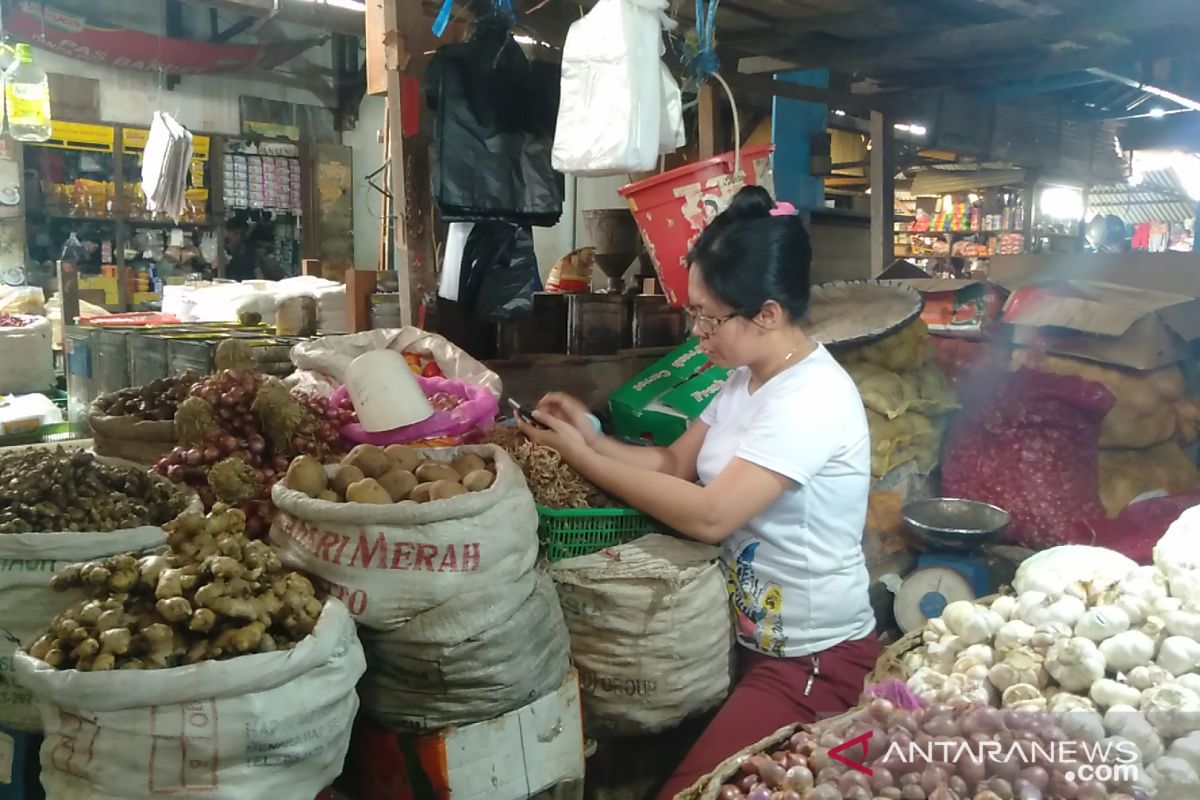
[609, 338, 731, 445]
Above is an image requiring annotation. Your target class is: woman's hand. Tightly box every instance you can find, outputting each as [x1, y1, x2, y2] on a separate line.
[516, 411, 591, 466]
[535, 392, 600, 446]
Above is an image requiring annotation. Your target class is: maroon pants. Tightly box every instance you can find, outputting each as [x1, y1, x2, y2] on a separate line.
[656, 633, 880, 800]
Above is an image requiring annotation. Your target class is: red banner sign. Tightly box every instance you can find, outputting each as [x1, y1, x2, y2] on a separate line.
[8, 2, 320, 75]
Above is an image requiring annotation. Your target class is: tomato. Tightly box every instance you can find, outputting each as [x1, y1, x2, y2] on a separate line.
[422, 361, 444, 378]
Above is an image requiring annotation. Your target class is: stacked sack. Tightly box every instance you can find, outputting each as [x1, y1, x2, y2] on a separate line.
[546, 534, 734, 737]
[832, 318, 959, 480]
[270, 444, 571, 732]
[1010, 350, 1200, 517]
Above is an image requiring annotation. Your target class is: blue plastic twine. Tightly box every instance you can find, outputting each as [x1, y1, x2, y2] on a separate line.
[678, 0, 721, 86]
[433, 0, 515, 37]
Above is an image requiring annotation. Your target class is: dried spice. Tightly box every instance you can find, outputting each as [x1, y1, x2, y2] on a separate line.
[487, 425, 613, 509]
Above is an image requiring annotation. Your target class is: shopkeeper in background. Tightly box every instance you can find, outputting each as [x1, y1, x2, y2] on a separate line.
[225, 214, 284, 282]
[517, 186, 879, 799]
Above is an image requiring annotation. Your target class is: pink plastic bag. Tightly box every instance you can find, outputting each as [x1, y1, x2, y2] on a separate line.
[332, 375, 499, 446]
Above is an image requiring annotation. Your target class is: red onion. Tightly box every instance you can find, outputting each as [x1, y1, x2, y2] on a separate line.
[958, 752, 986, 789]
[878, 789, 902, 800]
[837, 771, 870, 793]
[717, 787, 743, 800]
[1013, 778, 1044, 800]
[808, 748, 831, 773]
[245, 515, 266, 538]
[923, 715, 960, 738]
[745, 787, 771, 800]
[867, 698, 896, 721]
[900, 785, 927, 800]
[844, 787, 871, 800]
[202, 446, 221, 464]
[1077, 780, 1108, 800]
[1016, 767, 1049, 791]
[166, 464, 184, 482]
[777, 791, 801, 800]
[947, 774, 968, 796]
[736, 774, 759, 793]
[869, 767, 895, 792]
[927, 788, 957, 800]
[919, 766, 948, 795]
[899, 773, 921, 787]
[984, 778, 1014, 800]
[808, 786, 841, 800]
[770, 751, 788, 766]
[784, 765, 813, 790]
[783, 752, 807, 769]
[815, 766, 841, 785]
[1049, 771, 1080, 799]
[758, 761, 785, 788]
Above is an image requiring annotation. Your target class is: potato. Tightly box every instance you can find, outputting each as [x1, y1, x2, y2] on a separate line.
[408, 482, 436, 503]
[345, 478, 393, 505]
[378, 468, 418, 503]
[384, 445, 421, 473]
[332, 464, 365, 496]
[316, 490, 341, 502]
[285, 455, 328, 497]
[461, 469, 495, 492]
[429, 480, 468, 501]
[451, 453, 487, 478]
[343, 445, 392, 479]
[415, 462, 461, 484]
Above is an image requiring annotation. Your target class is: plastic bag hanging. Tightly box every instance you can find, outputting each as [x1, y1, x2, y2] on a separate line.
[551, 0, 684, 177]
[141, 111, 194, 221]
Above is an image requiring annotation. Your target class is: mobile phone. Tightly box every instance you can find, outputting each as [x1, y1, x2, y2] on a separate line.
[508, 398, 548, 429]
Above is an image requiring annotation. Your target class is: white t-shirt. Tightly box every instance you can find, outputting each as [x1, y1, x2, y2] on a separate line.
[696, 344, 875, 658]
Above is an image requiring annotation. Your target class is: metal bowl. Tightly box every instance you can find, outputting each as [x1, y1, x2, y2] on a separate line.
[902, 498, 1011, 552]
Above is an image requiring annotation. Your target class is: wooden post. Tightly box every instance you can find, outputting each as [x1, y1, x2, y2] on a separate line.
[869, 111, 896, 276]
[380, 0, 439, 330]
[301, 259, 323, 278]
[57, 260, 81, 328]
[698, 83, 717, 160]
[346, 269, 379, 333]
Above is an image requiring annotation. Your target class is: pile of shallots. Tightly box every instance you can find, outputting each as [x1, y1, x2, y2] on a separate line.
[717, 698, 1137, 800]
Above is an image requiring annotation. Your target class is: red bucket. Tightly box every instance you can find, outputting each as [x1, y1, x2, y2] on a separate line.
[618, 143, 775, 308]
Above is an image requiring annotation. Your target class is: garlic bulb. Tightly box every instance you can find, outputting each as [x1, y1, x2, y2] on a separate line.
[926, 634, 965, 672]
[1164, 609, 1200, 641]
[1075, 605, 1131, 642]
[942, 600, 1005, 645]
[1148, 756, 1200, 794]
[1059, 710, 1105, 744]
[1090, 678, 1142, 709]
[1158, 636, 1200, 676]
[1122, 715, 1166, 762]
[994, 619, 1036, 652]
[1115, 593, 1151, 626]
[1001, 682, 1045, 709]
[1099, 630, 1157, 674]
[959, 643, 995, 668]
[922, 617, 950, 644]
[1175, 673, 1200, 697]
[987, 647, 1045, 691]
[1103, 704, 1144, 736]
[1142, 683, 1200, 739]
[1153, 596, 1184, 617]
[1167, 731, 1200, 775]
[1046, 637, 1107, 692]
[1019, 593, 1086, 628]
[1123, 566, 1170, 602]
[1049, 691, 1096, 714]
[1141, 615, 1168, 644]
[990, 595, 1018, 622]
[1127, 664, 1174, 691]
[1031, 621, 1074, 653]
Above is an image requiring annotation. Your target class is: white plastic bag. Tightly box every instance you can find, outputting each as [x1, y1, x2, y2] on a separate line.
[270, 446, 537, 630]
[552, 0, 681, 176]
[0, 316, 53, 395]
[0, 526, 168, 731]
[14, 601, 364, 800]
[359, 571, 571, 732]
[287, 328, 502, 399]
[547, 534, 735, 736]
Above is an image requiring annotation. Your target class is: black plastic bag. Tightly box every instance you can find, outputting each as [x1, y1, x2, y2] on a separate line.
[457, 222, 538, 321]
[424, 19, 564, 226]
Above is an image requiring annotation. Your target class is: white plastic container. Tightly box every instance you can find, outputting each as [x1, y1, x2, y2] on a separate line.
[346, 349, 433, 432]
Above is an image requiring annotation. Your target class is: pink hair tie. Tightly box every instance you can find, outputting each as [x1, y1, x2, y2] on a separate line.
[769, 201, 798, 217]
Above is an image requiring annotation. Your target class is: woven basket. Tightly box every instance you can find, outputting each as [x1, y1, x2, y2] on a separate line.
[868, 591, 1006, 686]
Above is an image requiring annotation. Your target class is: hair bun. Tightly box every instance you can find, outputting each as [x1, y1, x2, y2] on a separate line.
[721, 185, 775, 221]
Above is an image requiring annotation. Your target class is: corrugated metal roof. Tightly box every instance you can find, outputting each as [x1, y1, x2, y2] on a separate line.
[1088, 166, 1196, 224]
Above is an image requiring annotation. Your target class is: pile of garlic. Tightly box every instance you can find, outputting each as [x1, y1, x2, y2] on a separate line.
[899, 516, 1200, 797]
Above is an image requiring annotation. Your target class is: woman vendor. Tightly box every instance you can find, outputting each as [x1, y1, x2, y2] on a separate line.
[517, 186, 879, 799]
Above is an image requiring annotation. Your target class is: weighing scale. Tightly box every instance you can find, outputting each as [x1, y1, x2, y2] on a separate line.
[890, 498, 1011, 633]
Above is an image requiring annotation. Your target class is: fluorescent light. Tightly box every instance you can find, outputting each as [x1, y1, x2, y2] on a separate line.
[294, 0, 366, 11]
[1149, 107, 1166, 118]
[832, 109, 847, 116]
[895, 123, 927, 136]
[1040, 186, 1085, 220]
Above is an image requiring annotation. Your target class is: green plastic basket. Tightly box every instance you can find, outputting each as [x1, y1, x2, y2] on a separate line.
[537, 505, 658, 562]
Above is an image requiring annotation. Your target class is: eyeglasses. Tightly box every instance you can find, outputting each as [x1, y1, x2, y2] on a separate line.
[686, 308, 736, 337]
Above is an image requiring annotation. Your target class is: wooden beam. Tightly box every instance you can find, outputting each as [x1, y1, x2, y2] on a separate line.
[739, 0, 1199, 75]
[698, 83, 716, 160]
[365, 0, 387, 96]
[386, 0, 439, 328]
[869, 111, 896, 277]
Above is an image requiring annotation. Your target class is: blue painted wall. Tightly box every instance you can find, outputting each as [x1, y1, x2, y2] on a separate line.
[772, 70, 830, 212]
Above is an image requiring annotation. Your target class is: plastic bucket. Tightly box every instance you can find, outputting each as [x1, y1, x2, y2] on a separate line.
[618, 143, 775, 308]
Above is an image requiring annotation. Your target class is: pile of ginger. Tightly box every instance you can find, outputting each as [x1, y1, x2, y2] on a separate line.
[28, 504, 323, 671]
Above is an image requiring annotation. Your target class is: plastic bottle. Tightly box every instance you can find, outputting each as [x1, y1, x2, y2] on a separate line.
[5, 44, 51, 142]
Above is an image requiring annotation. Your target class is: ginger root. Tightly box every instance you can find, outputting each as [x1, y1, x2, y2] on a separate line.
[30, 504, 325, 671]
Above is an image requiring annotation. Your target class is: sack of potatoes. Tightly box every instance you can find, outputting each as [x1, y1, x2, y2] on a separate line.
[284, 444, 498, 506]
